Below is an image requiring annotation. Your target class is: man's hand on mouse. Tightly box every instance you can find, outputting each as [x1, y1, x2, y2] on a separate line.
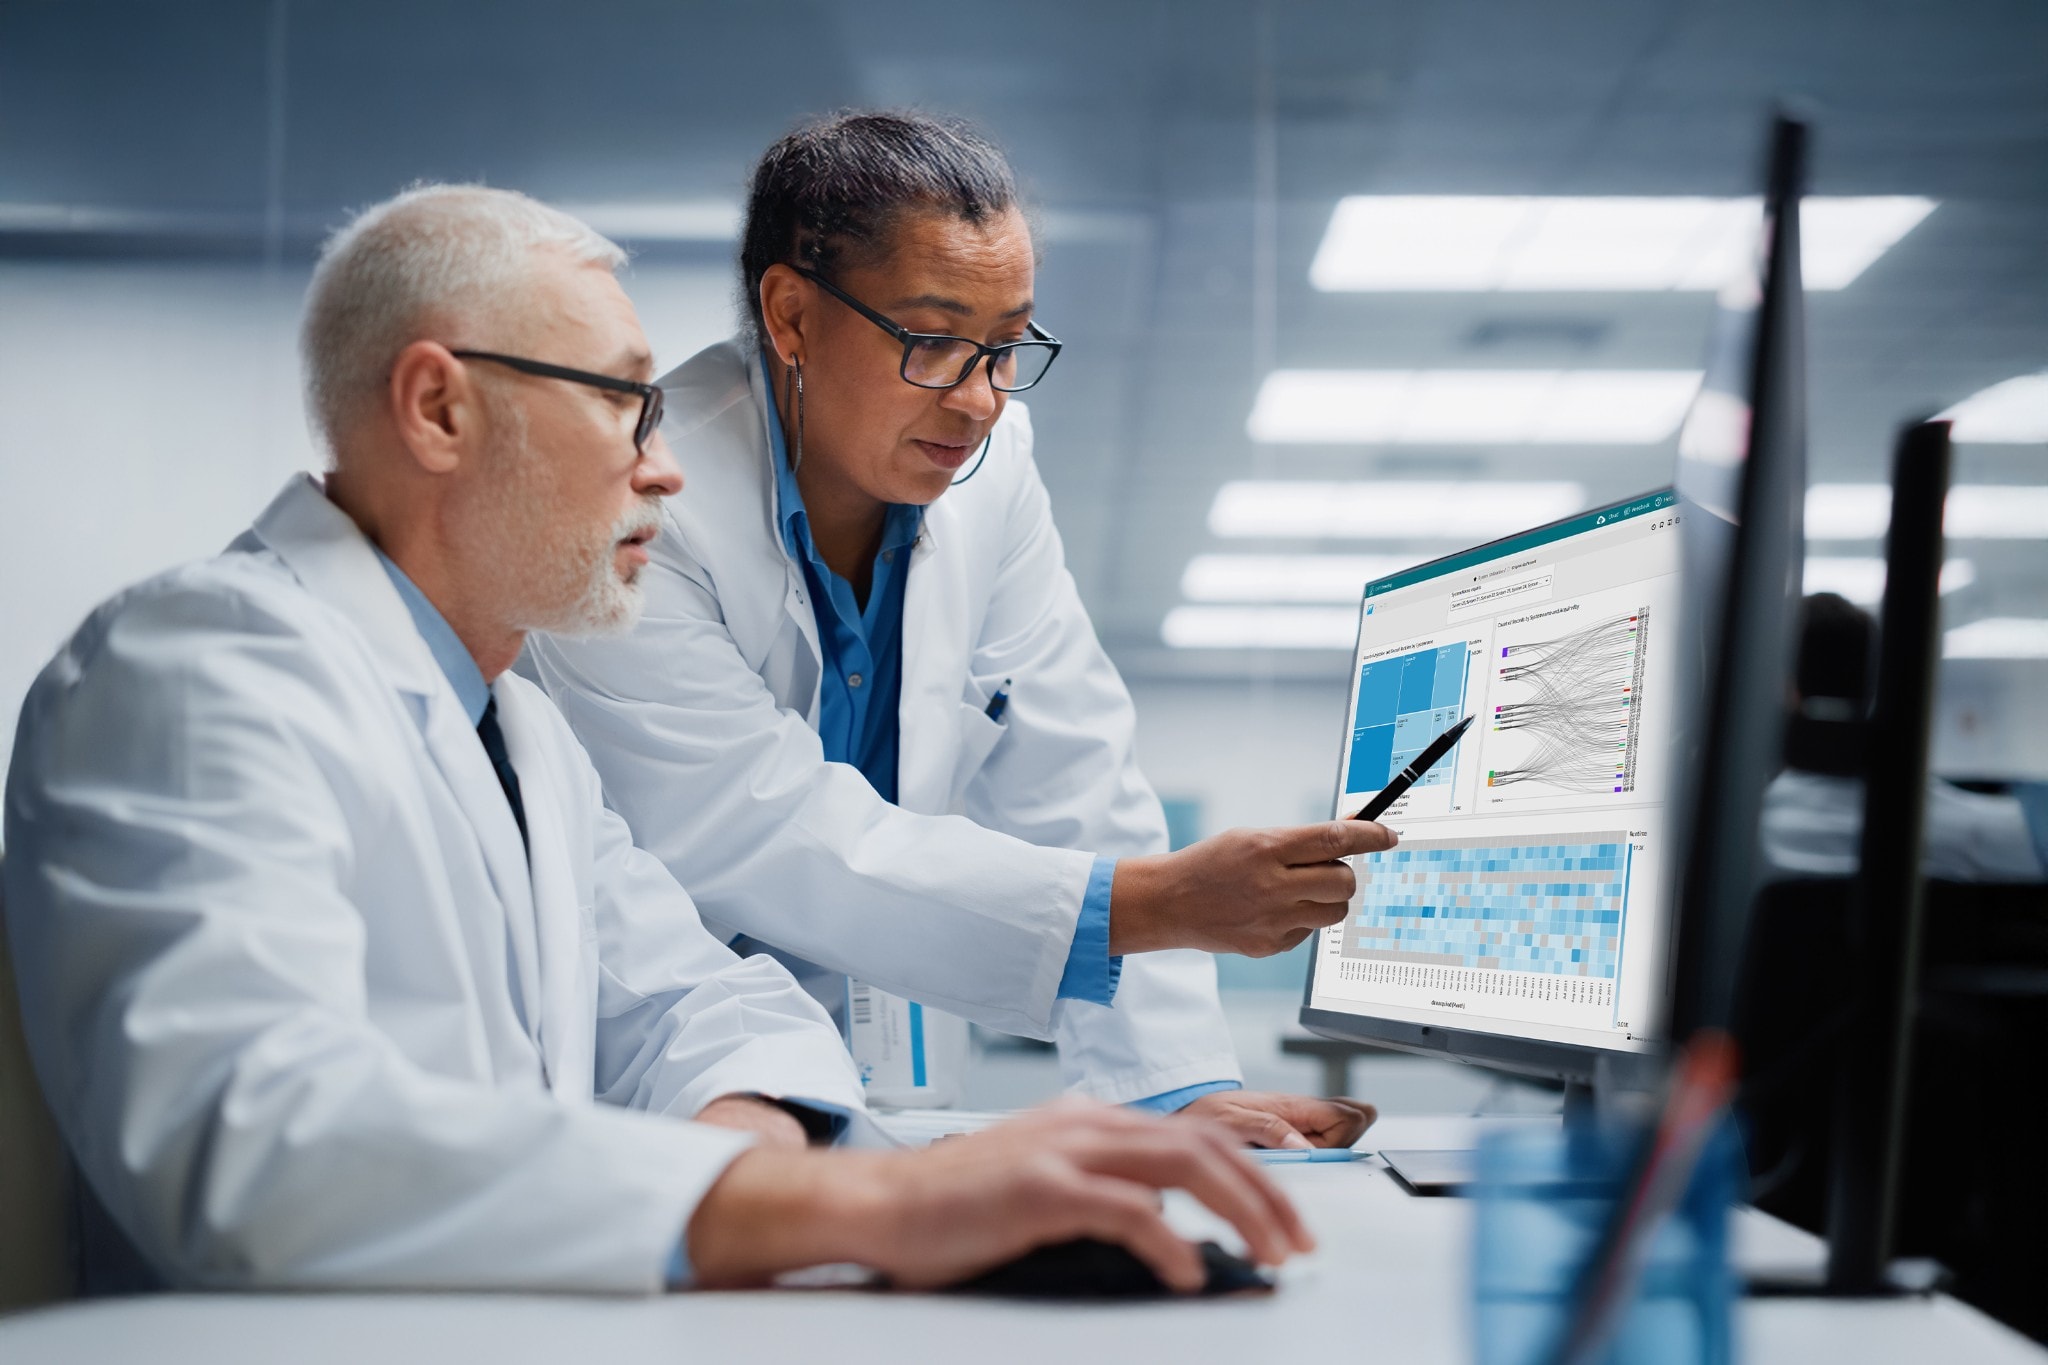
[684, 1099, 1312, 1292]
[1109, 820, 1398, 958]
[1175, 1090, 1378, 1151]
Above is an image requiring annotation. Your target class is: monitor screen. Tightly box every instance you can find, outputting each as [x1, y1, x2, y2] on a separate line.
[1304, 489, 1685, 1058]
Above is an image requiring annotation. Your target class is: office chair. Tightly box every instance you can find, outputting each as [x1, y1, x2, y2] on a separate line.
[0, 860, 78, 1310]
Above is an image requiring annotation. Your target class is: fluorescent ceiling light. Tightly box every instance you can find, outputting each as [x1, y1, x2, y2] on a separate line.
[1804, 485, 1895, 540]
[1209, 481, 1587, 540]
[1939, 373, 2048, 444]
[1807, 484, 2048, 540]
[1944, 618, 2048, 660]
[1161, 605, 1359, 650]
[1247, 370, 1702, 445]
[560, 200, 742, 241]
[1310, 195, 1935, 292]
[1802, 556, 1976, 607]
[1181, 554, 1427, 602]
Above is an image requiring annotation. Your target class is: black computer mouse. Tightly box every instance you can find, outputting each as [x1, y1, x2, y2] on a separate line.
[946, 1238, 1276, 1299]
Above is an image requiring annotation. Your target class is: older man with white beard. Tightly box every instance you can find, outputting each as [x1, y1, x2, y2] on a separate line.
[0, 184, 1309, 1295]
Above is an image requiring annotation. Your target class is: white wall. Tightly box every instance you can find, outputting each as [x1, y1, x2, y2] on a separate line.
[1932, 658, 2048, 780]
[0, 263, 317, 802]
[1127, 677, 1350, 835]
[1126, 676, 1352, 990]
[0, 258, 739, 804]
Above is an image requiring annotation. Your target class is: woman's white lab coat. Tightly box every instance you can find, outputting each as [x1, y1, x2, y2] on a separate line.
[523, 340, 1240, 1104]
[0, 474, 864, 1292]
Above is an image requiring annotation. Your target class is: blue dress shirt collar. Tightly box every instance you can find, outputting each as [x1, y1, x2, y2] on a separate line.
[373, 550, 492, 727]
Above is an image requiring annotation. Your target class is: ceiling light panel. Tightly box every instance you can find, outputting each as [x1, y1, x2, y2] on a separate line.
[1208, 481, 1587, 540]
[1161, 606, 1360, 650]
[1247, 370, 1702, 445]
[1939, 373, 2048, 444]
[1944, 618, 2048, 660]
[1310, 195, 1936, 293]
[1807, 485, 2048, 540]
[559, 199, 742, 241]
[1803, 557, 1976, 607]
[1804, 484, 1895, 540]
[1180, 554, 1428, 602]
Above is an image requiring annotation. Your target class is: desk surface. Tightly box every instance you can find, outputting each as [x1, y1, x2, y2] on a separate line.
[2, 1116, 2040, 1365]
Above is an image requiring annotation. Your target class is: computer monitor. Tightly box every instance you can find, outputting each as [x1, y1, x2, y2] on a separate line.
[1298, 489, 1684, 1091]
[1300, 113, 1810, 1125]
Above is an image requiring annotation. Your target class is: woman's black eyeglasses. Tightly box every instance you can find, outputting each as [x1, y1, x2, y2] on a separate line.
[450, 350, 665, 450]
[792, 266, 1062, 393]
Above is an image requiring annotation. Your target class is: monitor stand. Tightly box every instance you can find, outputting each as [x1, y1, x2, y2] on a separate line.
[1379, 1079, 1600, 1197]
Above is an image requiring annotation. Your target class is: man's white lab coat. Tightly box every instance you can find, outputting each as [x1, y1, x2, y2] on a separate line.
[1, 474, 864, 1292]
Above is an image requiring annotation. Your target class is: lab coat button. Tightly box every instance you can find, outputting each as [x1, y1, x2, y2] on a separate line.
[849, 673, 864, 688]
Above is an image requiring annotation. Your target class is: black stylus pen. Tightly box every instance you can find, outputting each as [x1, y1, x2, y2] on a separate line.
[1354, 714, 1475, 822]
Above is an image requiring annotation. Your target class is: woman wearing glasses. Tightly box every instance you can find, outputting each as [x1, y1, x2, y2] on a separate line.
[524, 112, 1390, 1147]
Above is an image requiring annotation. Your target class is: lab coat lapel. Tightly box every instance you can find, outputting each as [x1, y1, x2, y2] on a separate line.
[781, 571, 824, 726]
[896, 504, 969, 814]
[743, 352, 826, 725]
[493, 682, 594, 1101]
[250, 475, 544, 1038]
[413, 689, 544, 1038]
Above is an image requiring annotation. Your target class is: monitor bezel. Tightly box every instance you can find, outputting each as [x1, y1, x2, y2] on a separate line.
[1298, 485, 1683, 1087]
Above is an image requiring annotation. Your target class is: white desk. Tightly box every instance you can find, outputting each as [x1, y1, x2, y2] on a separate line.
[2, 1116, 2039, 1365]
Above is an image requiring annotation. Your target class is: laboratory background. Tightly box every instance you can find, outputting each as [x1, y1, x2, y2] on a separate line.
[2, 0, 2045, 1110]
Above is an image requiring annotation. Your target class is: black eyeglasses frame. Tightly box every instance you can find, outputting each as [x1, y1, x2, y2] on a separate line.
[449, 349, 665, 450]
[790, 266, 1062, 394]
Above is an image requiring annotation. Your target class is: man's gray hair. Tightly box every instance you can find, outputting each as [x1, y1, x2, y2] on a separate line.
[300, 183, 625, 454]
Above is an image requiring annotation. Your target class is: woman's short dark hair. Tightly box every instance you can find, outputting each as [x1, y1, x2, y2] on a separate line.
[738, 110, 1022, 345]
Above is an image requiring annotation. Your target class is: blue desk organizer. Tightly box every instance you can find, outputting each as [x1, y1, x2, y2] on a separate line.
[1471, 1120, 1740, 1365]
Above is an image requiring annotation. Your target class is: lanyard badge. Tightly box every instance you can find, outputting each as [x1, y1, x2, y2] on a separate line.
[844, 979, 970, 1108]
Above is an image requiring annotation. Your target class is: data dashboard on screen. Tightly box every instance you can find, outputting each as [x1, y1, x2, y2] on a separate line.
[1308, 490, 1682, 1055]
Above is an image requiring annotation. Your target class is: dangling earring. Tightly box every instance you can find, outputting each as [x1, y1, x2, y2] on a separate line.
[950, 432, 994, 486]
[785, 356, 806, 472]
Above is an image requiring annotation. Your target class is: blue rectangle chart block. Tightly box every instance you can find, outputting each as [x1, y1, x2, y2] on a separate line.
[1356, 658, 1403, 721]
[1397, 651, 1440, 714]
[1430, 644, 1466, 708]
[1349, 725, 1395, 793]
[1348, 642, 1470, 793]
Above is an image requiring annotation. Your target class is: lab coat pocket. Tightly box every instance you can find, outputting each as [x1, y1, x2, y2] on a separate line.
[949, 702, 1006, 810]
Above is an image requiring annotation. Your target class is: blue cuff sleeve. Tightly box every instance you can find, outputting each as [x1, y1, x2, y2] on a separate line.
[1055, 856, 1124, 1005]
[1128, 1079, 1243, 1114]
[666, 1240, 691, 1290]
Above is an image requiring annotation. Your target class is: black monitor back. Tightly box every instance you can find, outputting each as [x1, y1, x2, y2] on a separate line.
[1665, 115, 1810, 1040]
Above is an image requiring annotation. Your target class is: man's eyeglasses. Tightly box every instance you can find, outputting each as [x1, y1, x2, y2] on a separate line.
[792, 266, 1061, 394]
[450, 350, 665, 450]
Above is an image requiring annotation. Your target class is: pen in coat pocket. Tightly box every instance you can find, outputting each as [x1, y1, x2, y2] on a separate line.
[983, 679, 1012, 723]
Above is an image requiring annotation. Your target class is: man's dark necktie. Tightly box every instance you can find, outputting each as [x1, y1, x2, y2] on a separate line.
[475, 697, 530, 857]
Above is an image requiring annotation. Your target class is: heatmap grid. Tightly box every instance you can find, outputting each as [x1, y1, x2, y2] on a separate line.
[1343, 831, 1631, 978]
